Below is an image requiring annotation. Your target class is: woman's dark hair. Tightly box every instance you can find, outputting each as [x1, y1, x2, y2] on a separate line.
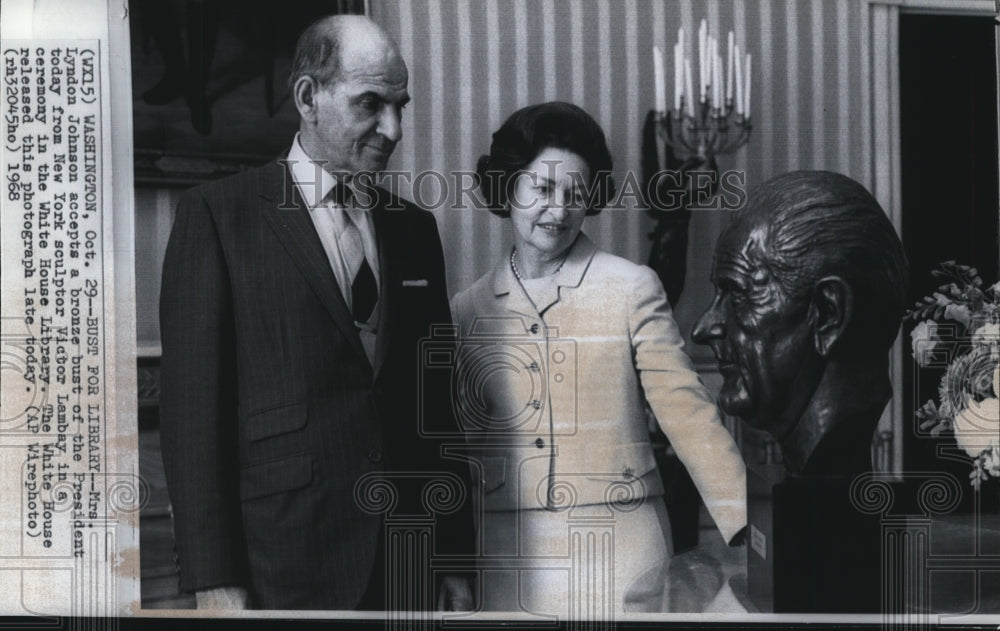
[476, 102, 616, 217]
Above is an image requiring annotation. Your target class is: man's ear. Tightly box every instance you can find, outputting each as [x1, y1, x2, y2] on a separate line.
[809, 276, 852, 357]
[293, 75, 321, 124]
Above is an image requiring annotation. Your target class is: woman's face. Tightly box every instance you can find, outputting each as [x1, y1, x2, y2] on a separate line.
[508, 147, 590, 260]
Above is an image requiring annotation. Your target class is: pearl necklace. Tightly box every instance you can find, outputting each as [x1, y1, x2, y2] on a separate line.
[510, 248, 566, 282]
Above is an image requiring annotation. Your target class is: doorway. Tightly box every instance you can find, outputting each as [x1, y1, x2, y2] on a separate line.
[899, 13, 999, 507]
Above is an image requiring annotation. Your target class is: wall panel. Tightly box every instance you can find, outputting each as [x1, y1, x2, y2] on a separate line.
[368, 0, 870, 351]
[137, 0, 875, 362]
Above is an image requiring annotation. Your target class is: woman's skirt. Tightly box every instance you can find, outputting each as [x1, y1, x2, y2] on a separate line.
[477, 494, 673, 616]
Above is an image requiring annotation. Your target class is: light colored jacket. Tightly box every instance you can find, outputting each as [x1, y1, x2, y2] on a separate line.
[450, 233, 747, 543]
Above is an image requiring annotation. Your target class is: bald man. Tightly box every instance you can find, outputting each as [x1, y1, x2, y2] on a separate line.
[159, 15, 473, 610]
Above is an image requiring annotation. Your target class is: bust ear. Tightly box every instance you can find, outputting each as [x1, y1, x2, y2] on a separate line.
[809, 275, 853, 357]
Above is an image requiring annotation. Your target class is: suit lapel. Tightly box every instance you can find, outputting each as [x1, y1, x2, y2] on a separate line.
[550, 233, 597, 301]
[371, 194, 395, 379]
[256, 159, 369, 366]
[527, 280, 561, 316]
[492, 252, 540, 321]
[493, 234, 598, 319]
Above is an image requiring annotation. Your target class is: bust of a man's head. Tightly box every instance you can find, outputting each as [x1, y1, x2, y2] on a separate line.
[694, 171, 909, 475]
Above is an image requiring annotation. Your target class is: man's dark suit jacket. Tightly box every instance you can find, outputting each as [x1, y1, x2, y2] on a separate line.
[159, 158, 472, 610]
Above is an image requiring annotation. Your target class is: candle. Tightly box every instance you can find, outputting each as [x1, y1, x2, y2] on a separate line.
[734, 43, 743, 115]
[714, 53, 723, 109]
[705, 22, 711, 102]
[653, 45, 667, 113]
[744, 53, 752, 118]
[726, 31, 734, 103]
[676, 28, 685, 112]
[698, 21, 706, 102]
[706, 35, 714, 102]
[674, 42, 682, 112]
[712, 36, 720, 105]
[703, 35, 710, 103]
[684, 57, 695, 117]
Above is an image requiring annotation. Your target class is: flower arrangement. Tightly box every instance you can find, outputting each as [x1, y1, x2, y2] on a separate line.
[906, 261, 999, 489]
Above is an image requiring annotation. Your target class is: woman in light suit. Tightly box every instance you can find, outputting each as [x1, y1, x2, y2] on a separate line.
[451, 102, 747, 615]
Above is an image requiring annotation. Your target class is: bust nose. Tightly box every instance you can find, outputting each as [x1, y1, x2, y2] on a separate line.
[692, 300, 724, 344]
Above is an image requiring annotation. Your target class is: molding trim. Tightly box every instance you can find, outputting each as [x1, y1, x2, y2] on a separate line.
[866, 1, 906, 473]
[894, 0, 995, 14]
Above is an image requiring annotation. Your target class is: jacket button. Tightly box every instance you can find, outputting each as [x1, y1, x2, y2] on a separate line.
[367, 448, 383, 464]
[535, 438, 545, 449]
[531, 399, 541, 409]
[528, 362, 539, 372]
[529, 323, 539, 334]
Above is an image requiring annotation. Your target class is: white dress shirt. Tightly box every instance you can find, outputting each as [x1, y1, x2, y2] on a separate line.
[286, 133, 380, 364]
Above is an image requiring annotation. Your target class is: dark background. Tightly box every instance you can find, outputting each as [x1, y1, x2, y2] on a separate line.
[900, 13, 999, 512]
[130, 0, 363, 182]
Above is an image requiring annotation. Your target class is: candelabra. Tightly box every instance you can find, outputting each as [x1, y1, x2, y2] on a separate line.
[654, 99, 751, 162]
[651, 21, 753, 162]
[645, 23, 753, 305]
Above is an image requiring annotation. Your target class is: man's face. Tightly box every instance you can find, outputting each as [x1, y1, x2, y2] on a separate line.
[692, 221, 817, 437]
[303, 41, 410, 174]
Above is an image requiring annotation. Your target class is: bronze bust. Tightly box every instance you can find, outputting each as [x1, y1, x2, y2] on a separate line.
[693, 170, 909, 476]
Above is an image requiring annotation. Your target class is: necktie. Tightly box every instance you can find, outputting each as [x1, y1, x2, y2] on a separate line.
[329, 182, 351, 207]
[331, 185, 378, 324]
[352, 257, 378, 324]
